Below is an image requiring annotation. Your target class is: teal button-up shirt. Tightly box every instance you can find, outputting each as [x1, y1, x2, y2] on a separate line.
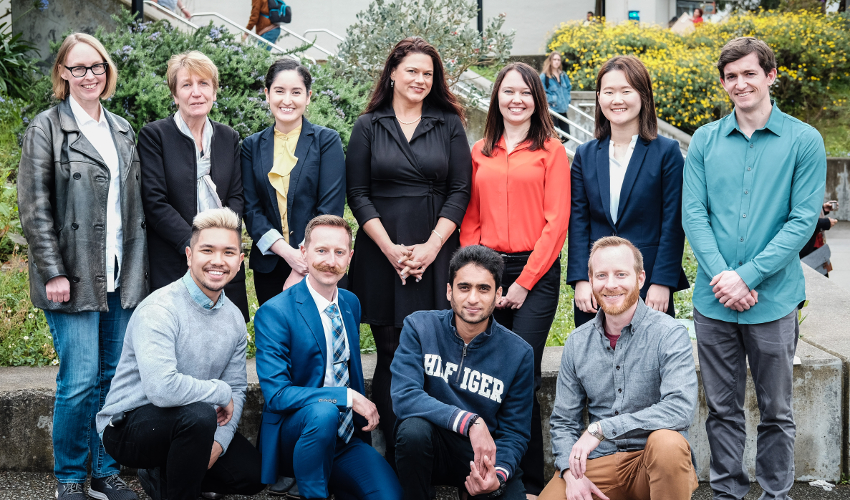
[182, 271, 225, 310]
[682, 102, 826, 324]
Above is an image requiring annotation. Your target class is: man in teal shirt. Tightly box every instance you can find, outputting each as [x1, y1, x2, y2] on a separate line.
[683, 37, 825, 500]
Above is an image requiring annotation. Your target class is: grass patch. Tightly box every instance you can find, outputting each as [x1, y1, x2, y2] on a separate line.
[470, 65, 498, 83]
[812, 84, 850, 157]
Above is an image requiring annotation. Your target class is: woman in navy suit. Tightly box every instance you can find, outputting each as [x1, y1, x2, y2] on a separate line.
[242, 58, 346, 305]
[567, 55, 688, 327]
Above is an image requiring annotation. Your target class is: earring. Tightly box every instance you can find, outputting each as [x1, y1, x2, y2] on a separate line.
[390, 80, 394, 87]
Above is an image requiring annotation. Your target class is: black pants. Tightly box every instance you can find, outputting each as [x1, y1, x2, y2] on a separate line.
[573, 287, 675, 328]
[552, 114, 570, 137]
[395, 417, 525, 500]
[370, 324, 403, 468]
[254, 257, 349, 306]
[101, 402, 264, 500]
[492, 255, 560, 496]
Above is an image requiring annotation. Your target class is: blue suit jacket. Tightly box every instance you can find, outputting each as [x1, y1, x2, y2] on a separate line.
[241, 118, 346, 273]
[254, 279, 369, 484]
[566, 135, 689, 293]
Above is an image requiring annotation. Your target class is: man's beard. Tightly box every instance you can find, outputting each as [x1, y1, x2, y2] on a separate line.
[451, 296, 496, 326]
[195, 266, 230, 293]
[593, 279, 641, 316]
[312, 262, 345, 275]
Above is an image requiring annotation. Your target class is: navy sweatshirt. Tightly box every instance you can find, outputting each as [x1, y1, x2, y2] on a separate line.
[390, 309, 534, 482]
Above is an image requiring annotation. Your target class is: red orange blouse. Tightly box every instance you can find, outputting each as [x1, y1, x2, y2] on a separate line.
[460, 136, 571, 290]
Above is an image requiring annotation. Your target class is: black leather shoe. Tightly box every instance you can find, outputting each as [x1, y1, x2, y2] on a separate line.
[268, 476, 295, 496]
[137, 469, 165, 500]
[285, 483, 303, 499]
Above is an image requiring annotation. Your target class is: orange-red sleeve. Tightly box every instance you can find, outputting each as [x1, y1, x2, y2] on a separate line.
[459, 147, 482, 247]
[516, 143, 571, 290]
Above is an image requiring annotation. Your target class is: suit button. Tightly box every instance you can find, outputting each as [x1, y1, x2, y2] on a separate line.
[618, 388, 622, 393]
[71, 223, 79, 230]
[141, 221, 146, 229]
[72, 276, 80, 283]
[614, 410, 619, 415]
[145, 272, 149, 279]
[136, 173, 140, 180]
[73, 173, 81, 180]
[290, 231, 294, 235]
[612, 232, 617, 236]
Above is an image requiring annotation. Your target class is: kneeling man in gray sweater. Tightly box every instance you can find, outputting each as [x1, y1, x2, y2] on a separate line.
[97, 208, 264, 500]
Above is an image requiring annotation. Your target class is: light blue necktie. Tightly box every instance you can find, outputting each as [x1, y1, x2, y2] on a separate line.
[324, 304, 354, 443]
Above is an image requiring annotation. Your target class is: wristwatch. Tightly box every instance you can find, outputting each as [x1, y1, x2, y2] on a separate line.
[588, 422, 605, 441]
[487, 474, 506, 498]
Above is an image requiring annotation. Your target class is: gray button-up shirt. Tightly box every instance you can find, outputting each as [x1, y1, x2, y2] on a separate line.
[549, 299, 698, 472]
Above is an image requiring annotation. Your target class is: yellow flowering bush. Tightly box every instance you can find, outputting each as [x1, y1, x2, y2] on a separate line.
[548, 11, 850, 132]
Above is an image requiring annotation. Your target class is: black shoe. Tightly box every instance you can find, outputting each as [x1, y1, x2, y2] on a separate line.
[137, 469, 165, 500]
[55, 482, 86, 500]
[285, 483, 304, 499]
[269, 477, 295, 496]
[88, 475, 139, 500]
[199, 493, 226, 499]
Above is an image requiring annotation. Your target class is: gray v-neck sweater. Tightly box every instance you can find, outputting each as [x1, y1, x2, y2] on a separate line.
[96, 280, 248, 451]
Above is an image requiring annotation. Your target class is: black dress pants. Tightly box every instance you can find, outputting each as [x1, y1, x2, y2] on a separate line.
[101, 402, 264, 500]
[395, 417, 525, 500]
[573, 287, 676, 328]
[492, 255, 560, 496]
[370, 324, 403, 469]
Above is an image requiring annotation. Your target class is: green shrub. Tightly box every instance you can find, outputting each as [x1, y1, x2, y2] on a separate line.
[0, 262, 53, 367]
[0, 4, 41, 100]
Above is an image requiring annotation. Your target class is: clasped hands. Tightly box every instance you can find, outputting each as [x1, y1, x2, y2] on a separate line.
[465, 419, 501, 496]
[385, 240, 441, 285]
[710, 270, 758, 311]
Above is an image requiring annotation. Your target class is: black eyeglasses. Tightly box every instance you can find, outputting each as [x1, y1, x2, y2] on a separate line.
[64, 62, 109, 78]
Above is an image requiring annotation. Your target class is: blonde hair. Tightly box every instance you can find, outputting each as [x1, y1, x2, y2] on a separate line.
[588, 236, 644, 276]
[190, 208, 242, 247]
[541, 51, 563, 79]
[166, 51, 220, 97]
[51, 33, 117, 101]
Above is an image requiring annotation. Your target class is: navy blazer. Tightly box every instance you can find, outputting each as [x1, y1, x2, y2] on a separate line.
[566, 135, 689, 293]
[241, 118, 346, 273]
[254, 279, 369, 484]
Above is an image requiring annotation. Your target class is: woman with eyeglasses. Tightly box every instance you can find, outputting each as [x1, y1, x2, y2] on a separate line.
[18, 33, 147, 500]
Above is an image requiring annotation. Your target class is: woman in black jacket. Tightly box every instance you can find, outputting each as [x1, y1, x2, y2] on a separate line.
[346, 36, 472, 464]
[241, 58, 346, 306]
[138, 50, 249, 320]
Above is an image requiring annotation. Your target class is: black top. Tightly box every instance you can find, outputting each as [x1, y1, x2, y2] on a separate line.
[241, 118, 346, 274]
[138, 115, 249, 321]
[346, 103, 472, 327]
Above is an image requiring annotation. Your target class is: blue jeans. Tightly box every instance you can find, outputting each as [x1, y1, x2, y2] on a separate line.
[44, 291, 133, 483]
[259, 27, 281, 51]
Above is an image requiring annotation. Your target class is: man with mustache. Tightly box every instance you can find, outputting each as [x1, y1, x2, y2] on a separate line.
[97, 208, 265, 500]
[254, 215, 402, 500]
[540, 236, 698, 500]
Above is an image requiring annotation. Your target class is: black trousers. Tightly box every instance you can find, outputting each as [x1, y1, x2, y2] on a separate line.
[552, 114, 570, 136]
[573, 287, 676, 328]
[370, 324, 403, 469]
[492, 255, 560, 496]
[395, 417, 525, 500]
[254, 256, 349, 307]
[101, 402, 264, 500]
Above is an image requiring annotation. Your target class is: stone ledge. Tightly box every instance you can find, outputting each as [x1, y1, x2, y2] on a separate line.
[0, 340, 841, 482]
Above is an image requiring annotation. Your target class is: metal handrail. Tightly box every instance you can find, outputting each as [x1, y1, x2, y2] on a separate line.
[569, 102, 595, 123]
[189, 11, 311, 63]
[549, 109, 592, 139]
[303, 28, 345, 42]
[143, 1, 200, 30]
[278, 26, 334, 57]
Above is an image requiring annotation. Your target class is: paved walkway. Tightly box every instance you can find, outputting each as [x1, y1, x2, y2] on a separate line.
[827, 221, 850, 293]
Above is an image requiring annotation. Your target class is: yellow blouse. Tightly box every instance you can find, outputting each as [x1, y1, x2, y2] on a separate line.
[268, 126, 301, 244]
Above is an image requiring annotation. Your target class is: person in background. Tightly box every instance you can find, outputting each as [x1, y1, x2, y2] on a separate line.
[346, 36, 473, 467]
[150, 0, 191, 18]
[584, 11, 596, 25]
[542, 236, 698, 500]
[540, 52, 572, 140]
[18, 32, 148, 500]
[242, 58, 346, 306]
[692, 8, 704, 25]
[683, 37, 826, 500]
[139, 50, 249, 323]
[799, 200, 839, 260]
[243, 0, 281, 50]
[460, 62, 570, 499]
[98, 208, 265, 500]
[568, 55, 688, 329]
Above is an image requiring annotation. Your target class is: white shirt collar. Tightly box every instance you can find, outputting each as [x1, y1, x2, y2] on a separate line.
[69, 95, 107, 127]
[305, 274, 339, 314]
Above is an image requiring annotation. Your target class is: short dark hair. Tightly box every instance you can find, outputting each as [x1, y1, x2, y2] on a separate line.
[448, 246, 505, 290]
[717, 37, 776, 81]
[594, 55, 658, 142]
[265, 58, 312, 92]
[304, 214, 352, 248]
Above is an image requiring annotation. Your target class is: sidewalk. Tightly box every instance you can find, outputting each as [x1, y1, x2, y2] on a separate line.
[827, 221, 850, 293]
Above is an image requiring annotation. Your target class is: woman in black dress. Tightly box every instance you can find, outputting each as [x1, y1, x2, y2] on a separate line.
[346, 36, 472, 464]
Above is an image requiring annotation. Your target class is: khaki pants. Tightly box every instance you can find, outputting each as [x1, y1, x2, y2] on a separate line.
[539, 430, 698, 500]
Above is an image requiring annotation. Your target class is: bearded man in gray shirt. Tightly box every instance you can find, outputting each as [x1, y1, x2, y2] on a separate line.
[540, 236, 698, 500]
[97, 208, 264, 500]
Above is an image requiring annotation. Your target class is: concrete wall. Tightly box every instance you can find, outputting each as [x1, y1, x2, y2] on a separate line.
[826, 158, 850, 221]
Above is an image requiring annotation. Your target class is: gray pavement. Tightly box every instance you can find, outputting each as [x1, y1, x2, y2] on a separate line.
[827, 220, 850, 293]
[1, 472, 849, 500]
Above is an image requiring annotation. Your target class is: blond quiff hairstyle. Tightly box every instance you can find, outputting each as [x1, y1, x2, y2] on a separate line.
[190, 208, 242, 247]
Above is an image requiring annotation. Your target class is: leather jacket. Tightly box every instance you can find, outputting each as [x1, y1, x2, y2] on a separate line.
[18, 99, 149, 312]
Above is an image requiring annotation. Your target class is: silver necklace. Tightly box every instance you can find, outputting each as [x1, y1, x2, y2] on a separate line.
[397, 115, 422, 125]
